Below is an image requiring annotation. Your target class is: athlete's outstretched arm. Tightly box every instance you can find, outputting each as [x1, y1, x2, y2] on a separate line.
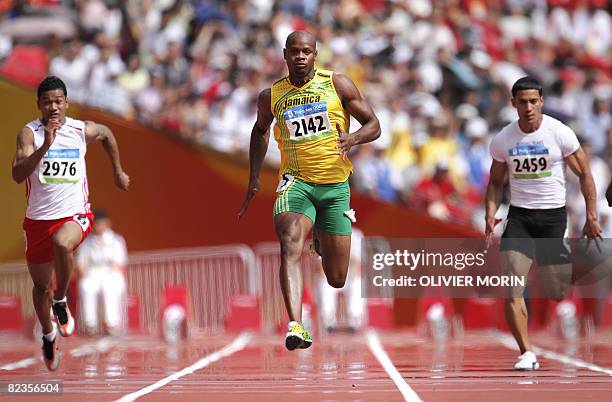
[566, 147, 601, 239]
[12, 128, 40, 183]
[238, 89, 274, 219]
[11, 119, 61, 183]
[85, 121, 130, 191]
[332, 74, 381, 158]
[484, 160, 507, 240]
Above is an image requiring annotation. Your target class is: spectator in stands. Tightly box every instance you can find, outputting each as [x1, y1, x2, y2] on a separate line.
[602, 128, 612, 169]
[76, 210, 127, 336]
[0, 32, 12, 61]
[92, 72, 133, 119]
[162, 41, 189, 88]
[419, 114, 467, 191]
[579, 96, 611, 155]
[204, 94, 239, 153]
[117, 54, 150, 99]
[134, 67, 165, 125]
[48, 40, 89, 103]
[462, 117, 492, 191]
[351, 144, 398, 202]
[87, 41, 125, 103]
[411, 160, 459, 221]
[178, 95, 209, 142]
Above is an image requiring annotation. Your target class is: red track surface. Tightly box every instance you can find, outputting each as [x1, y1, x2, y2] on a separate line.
[1, 330, 611, 401]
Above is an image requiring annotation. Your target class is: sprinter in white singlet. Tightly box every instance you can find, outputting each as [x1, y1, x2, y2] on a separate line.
[11, 76, 130, 371]
[485, 77, 601, 371]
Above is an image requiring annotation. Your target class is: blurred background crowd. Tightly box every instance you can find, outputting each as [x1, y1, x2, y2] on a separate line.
[0, 0, 610, 232]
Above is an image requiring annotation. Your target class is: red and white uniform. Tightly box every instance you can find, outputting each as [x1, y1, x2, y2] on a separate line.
[22, 117, 93, 264]
[25, 117, 91, 219]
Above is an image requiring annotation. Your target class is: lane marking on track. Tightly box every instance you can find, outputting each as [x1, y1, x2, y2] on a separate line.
[113, 332, 252, 402]
[0, 337, 119, 371]
[496, 332, 612, 376]
[0, 358, 38, 371]
[367, 330, 425, 402]
[69, 337, 116, 357]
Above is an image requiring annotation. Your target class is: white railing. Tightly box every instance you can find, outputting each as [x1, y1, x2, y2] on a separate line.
[2, 242, 365, 334]
[127, 244, 258, 333]
[0, 244, 260, 334]
[0, 261, 31, 318]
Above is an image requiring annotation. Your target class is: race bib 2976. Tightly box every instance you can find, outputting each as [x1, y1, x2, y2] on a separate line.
[39, 149, 81, 184]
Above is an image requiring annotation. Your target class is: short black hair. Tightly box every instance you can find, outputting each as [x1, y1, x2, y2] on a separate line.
[511, 76, 542, 97]
[37, 76, 67, 98]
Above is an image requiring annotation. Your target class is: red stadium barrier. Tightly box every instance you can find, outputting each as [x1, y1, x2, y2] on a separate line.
[127, 293, 142, 333]
[225, 294, 260, 333]
[463, 298, 497, 329]
[418, 298, 453, 320]
[366, 299, 394, 329]
[0, 295, 23, 332]
[598, 298, 612, 327]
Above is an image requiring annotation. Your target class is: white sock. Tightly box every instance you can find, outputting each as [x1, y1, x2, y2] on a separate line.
[52, 296, 67, 305]
[43, 327, 56, 342]
[288, 320, 298, 329]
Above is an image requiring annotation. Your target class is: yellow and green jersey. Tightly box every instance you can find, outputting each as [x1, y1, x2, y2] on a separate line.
[271, 69, 351, 184]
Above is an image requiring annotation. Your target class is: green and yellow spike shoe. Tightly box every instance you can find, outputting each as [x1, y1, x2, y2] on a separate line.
[285, 321, 313, 350]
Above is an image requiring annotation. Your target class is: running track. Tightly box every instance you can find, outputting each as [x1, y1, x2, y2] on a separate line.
[1, 330, 611, 401]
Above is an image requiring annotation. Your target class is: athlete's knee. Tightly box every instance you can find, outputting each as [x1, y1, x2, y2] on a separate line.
[33, 282, 51, 296]
[52, 233, 75, 254]
[278, 232, 303, 259]
[540, 264, 571, 301]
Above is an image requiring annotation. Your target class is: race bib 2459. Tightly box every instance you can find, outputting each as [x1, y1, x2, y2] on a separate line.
[509, 144, 551, 179]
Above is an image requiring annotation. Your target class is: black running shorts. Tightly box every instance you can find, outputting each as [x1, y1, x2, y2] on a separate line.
[500, 206, 570, 265]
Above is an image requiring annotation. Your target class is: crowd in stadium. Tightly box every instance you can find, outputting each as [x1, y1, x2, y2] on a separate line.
[0, 0, 610, 230]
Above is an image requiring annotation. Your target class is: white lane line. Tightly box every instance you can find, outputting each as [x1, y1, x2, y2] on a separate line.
[496, 332, 612, 376]
[0, 358, 39, 371]
[70, 337, 116, 357]
[0, 337, 119, 371]
[113, 332, 252, 402]
[367, 331, 424, 402]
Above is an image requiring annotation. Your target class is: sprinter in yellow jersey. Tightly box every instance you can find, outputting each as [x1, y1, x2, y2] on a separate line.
[239, 31, 380, 350]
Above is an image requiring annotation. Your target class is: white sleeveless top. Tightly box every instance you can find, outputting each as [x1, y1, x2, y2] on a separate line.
[25, 117, 91, 220]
